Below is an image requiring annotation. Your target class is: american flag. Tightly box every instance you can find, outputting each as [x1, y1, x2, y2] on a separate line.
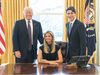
[84, 15, 89, 24]
[84, 0, 96, 56]
[0, 1, 6, 59]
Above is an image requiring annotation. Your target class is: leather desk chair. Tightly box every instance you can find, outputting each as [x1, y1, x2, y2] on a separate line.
[55, 41, 67, 63]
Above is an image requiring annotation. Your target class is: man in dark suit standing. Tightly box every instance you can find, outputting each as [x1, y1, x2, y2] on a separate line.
[12, 7, 43, 63]
[65, 6, 86, 62]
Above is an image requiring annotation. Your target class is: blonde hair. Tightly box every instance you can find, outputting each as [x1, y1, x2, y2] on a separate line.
[44, 31, 55, 53]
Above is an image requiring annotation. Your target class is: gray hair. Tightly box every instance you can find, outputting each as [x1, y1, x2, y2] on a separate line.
[23, 7, 33, 14]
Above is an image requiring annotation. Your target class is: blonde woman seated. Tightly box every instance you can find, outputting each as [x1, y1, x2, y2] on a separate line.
[37, 31, 63, 64]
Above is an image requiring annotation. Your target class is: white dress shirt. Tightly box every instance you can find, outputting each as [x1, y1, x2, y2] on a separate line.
[25, 18, 33, 45]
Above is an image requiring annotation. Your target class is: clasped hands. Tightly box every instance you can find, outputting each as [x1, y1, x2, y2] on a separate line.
[41, 59, 58, 65]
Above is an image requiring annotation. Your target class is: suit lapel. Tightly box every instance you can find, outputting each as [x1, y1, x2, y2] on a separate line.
[69, 19, 77, 38]
[23, 19, 29, 37]
[32, 20, 36, 39]
[66, 22, 70, 39]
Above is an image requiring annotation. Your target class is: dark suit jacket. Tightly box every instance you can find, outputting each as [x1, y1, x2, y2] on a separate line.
[66, 19, 86, 61]
[12, 19, 43, 59]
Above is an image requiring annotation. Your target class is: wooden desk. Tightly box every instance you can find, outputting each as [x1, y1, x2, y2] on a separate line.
[0, 63, 100, 75]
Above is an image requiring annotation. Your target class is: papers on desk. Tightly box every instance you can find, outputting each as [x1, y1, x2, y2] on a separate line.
[0, 63, 8, 75]
[0, 63, 9, 66]
[94, 64, 100, 71]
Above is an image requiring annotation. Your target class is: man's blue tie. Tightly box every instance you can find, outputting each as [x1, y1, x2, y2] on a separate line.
[69, 23, 72, 34]
[67, 23, 72, 56]
[28, 21, 32, 50]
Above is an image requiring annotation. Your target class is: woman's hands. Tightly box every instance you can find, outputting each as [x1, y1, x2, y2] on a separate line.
[40, 59, 58, 65]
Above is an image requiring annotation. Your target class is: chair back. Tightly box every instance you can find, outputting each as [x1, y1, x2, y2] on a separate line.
[55, 41, 67, 63]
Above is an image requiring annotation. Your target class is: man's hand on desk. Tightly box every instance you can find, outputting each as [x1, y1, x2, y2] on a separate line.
[15, 51, 21, 58]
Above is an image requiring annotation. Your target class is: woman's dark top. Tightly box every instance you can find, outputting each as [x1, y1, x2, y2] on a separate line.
[39, 44, 60, 60]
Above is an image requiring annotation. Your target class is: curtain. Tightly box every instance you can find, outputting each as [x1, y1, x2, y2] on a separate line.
[64, 0, 86, 41]
[64, 0, 97, 63]
[1, 0, 29, 64]
[1, 0, 97, 64]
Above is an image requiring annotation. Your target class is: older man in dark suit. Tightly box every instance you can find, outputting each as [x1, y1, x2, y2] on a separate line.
[66, 6, 86, 62]
[12, 7, 43, 63]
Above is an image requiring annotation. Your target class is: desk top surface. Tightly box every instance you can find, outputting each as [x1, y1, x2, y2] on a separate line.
[0, 63, 99, 75]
